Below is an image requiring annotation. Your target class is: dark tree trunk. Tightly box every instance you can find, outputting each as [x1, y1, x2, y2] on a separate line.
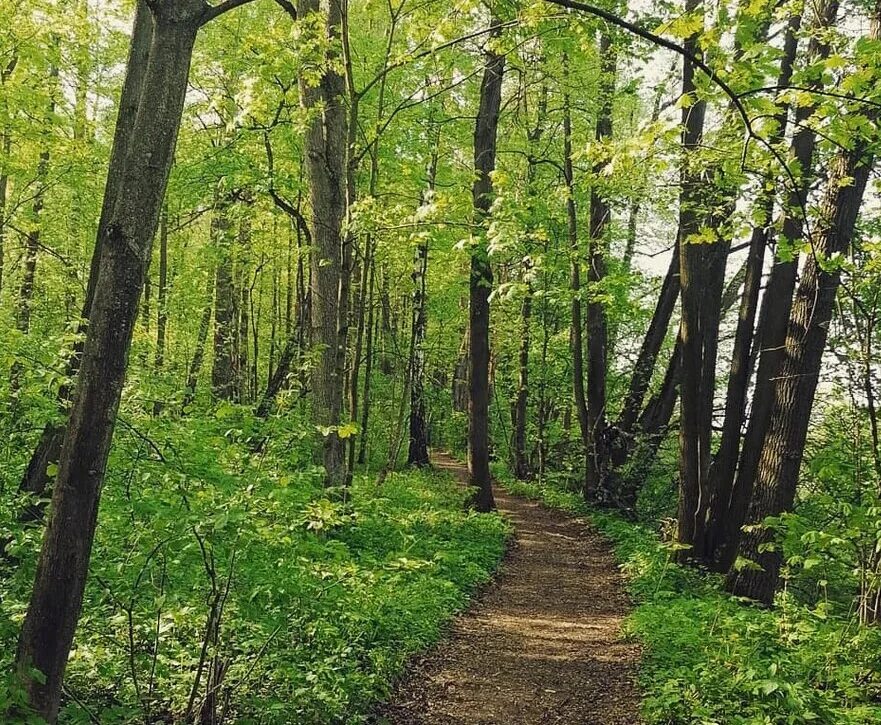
[715, 0, 838, 571]
[299, 0, 348, 490]
[407, 147, 437, 467]
[727, 145, 876, 604]
[12, 6, 207, 717]
[615, 244, 679, 440]
[702, 11, 801, 567]
[563, 77, 591, 498]
[468, 15, 505, 512]
[17, 0, 154, 500]
[585, 33, 615, 500]
[675, 0, 714, 562]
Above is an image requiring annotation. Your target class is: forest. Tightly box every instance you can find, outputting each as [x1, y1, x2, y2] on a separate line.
[1, 0, 881, 722]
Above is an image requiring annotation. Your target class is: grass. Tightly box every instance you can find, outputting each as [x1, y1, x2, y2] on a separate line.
[1, 412, 510, 724]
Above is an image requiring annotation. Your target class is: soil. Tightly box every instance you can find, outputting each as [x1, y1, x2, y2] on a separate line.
[373, 452, 642, 724]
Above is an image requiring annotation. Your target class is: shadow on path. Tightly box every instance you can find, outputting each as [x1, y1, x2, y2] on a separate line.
[375, 452, 642, 724]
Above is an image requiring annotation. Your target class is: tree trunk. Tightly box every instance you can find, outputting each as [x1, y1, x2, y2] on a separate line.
[674, 0, 713, 562]
[407, 146, 437, 467]
[13, 8, 203, 718]
[585, 33, 615, 500]
[17, 0, 154, 499]
[299, 0, 348, 489]
[727, 145, 876, 604]
[702, 11, 802, 567]
[211, 194, 238, 400]
[468, 15, 505, 512]
[715, 0, 839, 570]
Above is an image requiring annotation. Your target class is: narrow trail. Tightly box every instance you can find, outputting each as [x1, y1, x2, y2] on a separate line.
[375, 452, 642, 724]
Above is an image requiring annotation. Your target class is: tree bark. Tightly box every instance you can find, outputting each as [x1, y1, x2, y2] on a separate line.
[727, 146, 877, 604]
[211, 194, 238, 400]
[468, 15, 505, 512]
[13, 5, 207, 717]
[299, 0, 349, 489]
[563, 74, 591, 498]
[585, 33, 615, 500]
[407, 146, 437, 467]
[715, 0, 839, 570]
[17, 0, 154, 499]
[702, 11, 801, 567]
[675, 0, 715, 562]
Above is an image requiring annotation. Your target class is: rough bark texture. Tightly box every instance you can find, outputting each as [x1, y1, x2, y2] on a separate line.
[468, 16, 505, 512]
[675, 0, 711, 562]
[703, 11, 801, 568]
[18, 0, 154, 500]
[299, 0, 348, 489]
[585, 34, 615, 500]
[716, 0, 838, 570]
[13, 7, 202, 718]
[727, 147, 876, 604]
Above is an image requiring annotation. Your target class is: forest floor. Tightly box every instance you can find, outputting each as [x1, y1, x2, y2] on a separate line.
[375, 453, 642, 724]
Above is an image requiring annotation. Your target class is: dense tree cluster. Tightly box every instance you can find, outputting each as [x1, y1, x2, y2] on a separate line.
[0, 0, 880, 721]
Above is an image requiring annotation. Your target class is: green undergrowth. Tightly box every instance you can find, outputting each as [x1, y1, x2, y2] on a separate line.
[496, 467, 881, 725]
[1, 410, 508, 724]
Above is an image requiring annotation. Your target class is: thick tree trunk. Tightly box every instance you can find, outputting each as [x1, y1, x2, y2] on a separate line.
[468, 16, 505, 512]
[715, 0, 838, 570]
[18, 0, 154, 499]
[702, 11, 801, 567]
[585, 33, 615, 500]
[675, 0, 714, 562]
[727, 147, 876, 604]
[211, 195, 238, 400]
[299, 0, 349, 490]
[13, 8, 202, 718]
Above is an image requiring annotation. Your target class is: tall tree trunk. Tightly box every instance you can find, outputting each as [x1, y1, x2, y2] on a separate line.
[12, 6, 207, 717]
[407, 145, 437, 467]
[675, 0, 714, 562]
[211, 194, 238, 400]
[468, 15, 505, 512]
[512, 78, 547, 481]
[727, 143, 877, 604]
[585, 33, 615, 500]
[299, 0, 348, 489]
[702, 11, 802, 567]
[715, 0, 839, 570]
[563, 75, 591, 498]
[18, 0, 154, 499]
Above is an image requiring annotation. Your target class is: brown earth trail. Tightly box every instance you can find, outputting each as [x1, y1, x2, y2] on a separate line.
[375, 452, 642, 724]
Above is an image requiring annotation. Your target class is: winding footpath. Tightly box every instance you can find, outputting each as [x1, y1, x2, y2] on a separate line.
[375, 453, 642, 724]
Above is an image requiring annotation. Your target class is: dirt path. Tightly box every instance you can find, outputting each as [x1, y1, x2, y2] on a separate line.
[375, 453, 642, 724]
